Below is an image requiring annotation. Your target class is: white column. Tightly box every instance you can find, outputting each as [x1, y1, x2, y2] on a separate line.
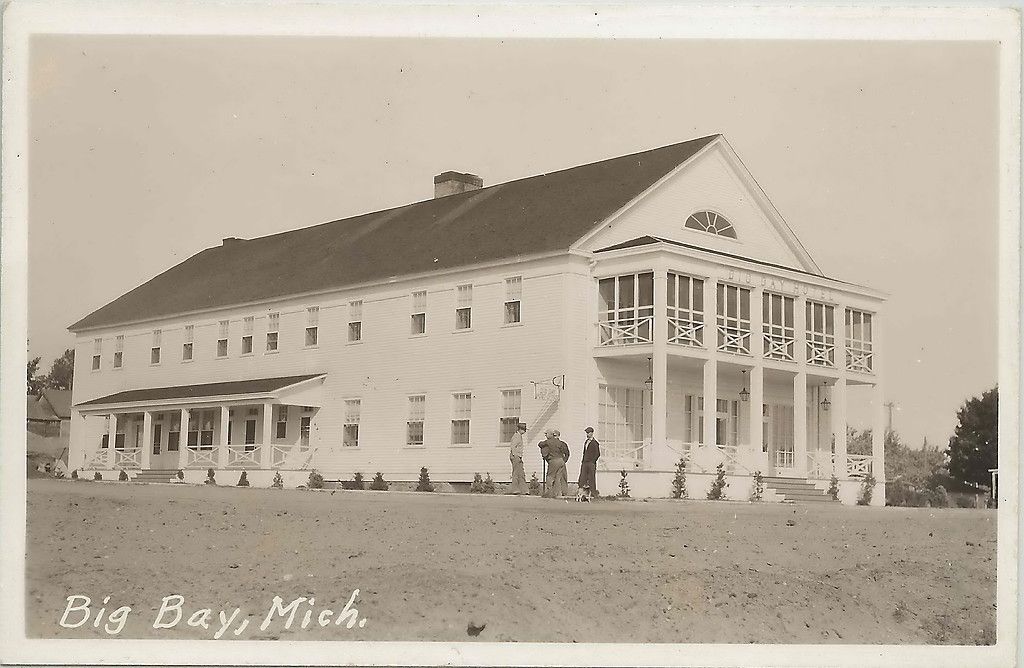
[872, 382, 885, 482]
[836, 303, 849, 372]
[702, 358, 718, 447]
[793, 371, 808, 476]
[748, 365, 764, 455]
[795, 295, 807, 365]
[652, 269, 668, 466]
[704, 277, 718, 352]
[106, 413, 118, 468]
[832, 378, 848, 477]
[141, 411, 153, 470]
[178, 408, 189, 470]
[261, 402, 274, 469]
[750, 286, 763, 359]
[219, 406, 230, 469]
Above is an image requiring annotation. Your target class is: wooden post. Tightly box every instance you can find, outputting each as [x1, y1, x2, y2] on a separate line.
[702, 359, 718, 448]
[261, 402, 274, 469]
[219, 405, 230, 469]
[106, 413, 118, 469]
[652, 269, 668, 469]
[178, 408, 189, 470]
[793, 371, 808, 476]
[141, 411, 153, 470]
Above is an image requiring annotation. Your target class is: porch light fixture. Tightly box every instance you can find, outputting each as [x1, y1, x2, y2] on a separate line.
[644, 357, 654, 393]
[820, 382, 831, 412]
[739, 370, 750, 402]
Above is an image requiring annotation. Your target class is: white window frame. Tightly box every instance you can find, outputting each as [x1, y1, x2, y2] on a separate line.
[845, 308, 874, 373]
[242, 316, 254, 355]
[503, 277, 522, 325]
[305, 306, 319, 347]
[455, 285, 472, 330]
[450, 392, 472, 445]
[805, 301, 836, 367]
[182, 325, 194, 362]
[597, 273, 655, 345]
[411, 291, 427, 336]
[113, 335, 124, 369]
[217, 320, 229, 358]
[348, 301, 363, 342]
[498, 389, 522, 444]
[667, 272, 705, 347]
[92, 338, 102, 371]
[716, 283, 751, 355]
[762, 292, 795, 361]
[150, 329, 162, 365]
[275, 405, 288, 440]
[343, 399, 361, 447]
[407, 395, 426, 447]
[266, 313, 280, 352]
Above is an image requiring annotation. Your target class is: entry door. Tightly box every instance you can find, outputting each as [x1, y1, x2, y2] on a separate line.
[150, 420, 178, 469]
[765, 404, 795, 476]
[244, 419, 257, 450]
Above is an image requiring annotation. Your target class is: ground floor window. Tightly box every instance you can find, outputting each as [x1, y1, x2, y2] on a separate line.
[499, 389, 521, 444]
[276, 406, 288, 439]
[451, 392, 472, 445]
[765, 403, 795, 467]
[683, 396, 740, 446]
[598, 385, 646, 464]
[152, 423, 162, 455]
[188, 410, 216, 450]
[344, 399, 361, 447]
[407, 395, 425, 447]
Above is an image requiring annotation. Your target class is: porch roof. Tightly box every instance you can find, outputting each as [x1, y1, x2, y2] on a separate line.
[75, 374, 325, 409]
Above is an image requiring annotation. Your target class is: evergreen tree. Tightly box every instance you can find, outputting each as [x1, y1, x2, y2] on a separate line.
[416, 466, 435, 492]
[670, 457, 688, 499]
[528, 472, 541, 495]
[237, 471, 250, 487]
[44, 349, 75, 390]
[369, 472, 388, 491]
[706, 463, 728, 500]
[617, 470, 630, 498]
[945, 387, 998, 489]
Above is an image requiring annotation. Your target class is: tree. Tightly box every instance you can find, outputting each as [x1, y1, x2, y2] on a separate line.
[44, 348, 75, 390]
[27, 356, 43, 394]
[945, 387, 998, 489]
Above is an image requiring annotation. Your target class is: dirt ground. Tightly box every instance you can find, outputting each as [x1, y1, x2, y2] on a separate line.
[26, 479, 996, 644]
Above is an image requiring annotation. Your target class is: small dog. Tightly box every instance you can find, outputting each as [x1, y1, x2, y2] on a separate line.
[575, 486, 591, 502]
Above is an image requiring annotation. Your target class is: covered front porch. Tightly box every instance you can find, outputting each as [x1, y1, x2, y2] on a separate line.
[73, 374, 326, 474]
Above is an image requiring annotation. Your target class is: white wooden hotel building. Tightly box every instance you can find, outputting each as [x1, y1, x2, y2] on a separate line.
[68, 135, 886, 503]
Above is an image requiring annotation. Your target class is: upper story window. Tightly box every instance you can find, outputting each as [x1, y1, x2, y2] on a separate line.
[151, 330, 162, 365]
[183, 325, 194, 361]
[92, 338, 102, 371]
[504, 277, 522, 325]
[685, 211, 737, 239]
[305, 306, 319, 347]
[762, 292, 795, 361]
[411, 291, 427, 335]
[266, 313, 280, 352]
[598, 273, 654, 345]
[242, 317, 254, 354]
[667, 273, 705, 347]
[113, 335, 124, 368]
[217, 320, 229, 357]
[845, 308, 874, 373]
[455, 285, 473, 330]
[716, 284, 751, 355]
[348, 301, 363, 342]
[805, 300, 836, 367]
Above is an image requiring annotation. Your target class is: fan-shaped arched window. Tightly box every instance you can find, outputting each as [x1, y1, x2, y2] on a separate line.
[685, 211, 737, 239]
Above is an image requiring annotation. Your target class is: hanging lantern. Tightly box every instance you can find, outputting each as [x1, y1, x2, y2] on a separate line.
[739, 369, 750, 402]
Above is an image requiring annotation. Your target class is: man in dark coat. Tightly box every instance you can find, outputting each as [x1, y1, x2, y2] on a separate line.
[578, 426, 601, 498]
[539, 429, 569, 498]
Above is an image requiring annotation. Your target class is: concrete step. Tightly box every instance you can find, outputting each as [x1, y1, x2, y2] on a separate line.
[763, 478, 838, 503]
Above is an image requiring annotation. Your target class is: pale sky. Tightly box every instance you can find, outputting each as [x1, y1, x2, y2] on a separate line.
[28, 36, 999, 450]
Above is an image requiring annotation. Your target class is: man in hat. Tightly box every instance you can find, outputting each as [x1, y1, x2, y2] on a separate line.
[507, 423, 529, 495]
[579, 426, 601, 499]
[540, 429, 569, 498]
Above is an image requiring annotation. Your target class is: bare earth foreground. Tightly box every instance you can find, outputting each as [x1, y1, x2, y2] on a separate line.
[26, 479, 996, 644]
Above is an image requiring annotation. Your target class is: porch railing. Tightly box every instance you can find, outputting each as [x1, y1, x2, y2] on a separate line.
[846, 454, 874, 478]
[716, 325, 751, 355]
[186, 446, 218, 468]
[806, 451, 835, 479]
[806, 339, 835, 367]
[774, 449, 795, 469]
[846, 346, 873, 373]
[599, 440, 647, 469]
[112, 447, 142, 469]
[270, 444, 312, 469]
[227, 445, 261, 468]
[667, 317, 704, 347]
[763, 332, 795, 361]
[86, 447, 110, 469]
[598, 317, 654, 346]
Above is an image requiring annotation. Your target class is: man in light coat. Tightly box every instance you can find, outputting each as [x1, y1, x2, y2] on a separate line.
[540, 429, 568, 498]
[507, 423, 529, 495]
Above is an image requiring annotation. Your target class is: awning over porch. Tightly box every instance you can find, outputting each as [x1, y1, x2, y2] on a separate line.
[75, 373, 326, 412]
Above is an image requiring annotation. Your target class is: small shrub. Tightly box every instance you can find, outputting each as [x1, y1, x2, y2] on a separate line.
[707, 463, 728, 500]
[857, 473, 876, 506]
[469, 472, 485, 493]
[308, 469, 325, 490]
[482, 473, 496, 494]
[205, 468, 216, 485]
[118, 469, 129, 482]
[750, 470, 764, 502]
[955, 495, 977, 509]
[670, 457, 688, 499]
[617, 470, 630, 498]
[271, 471, 284, 489]
[416, 467, 435, 492]
[93, 471, 102, 481]
[827, 475, 840, 501]
[237, 471, 250, 487]
[176, 469, 184, 481]
[929, 484, 949, 508]
[352, 472, 365, 490]
[71, 469, 79, 480]
[369, 472, 389, 491]
[528, 472, 541, 496]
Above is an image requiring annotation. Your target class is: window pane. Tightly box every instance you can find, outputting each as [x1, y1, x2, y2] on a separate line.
[411, 313, 426, 334]
[618, 275, 635, 307]
[504, 301, 521, 324]
[666, 275, 677, 308]
[638, 273, 654, 307]
[693, 279, 703, 312]
[599, 278, 615, 312]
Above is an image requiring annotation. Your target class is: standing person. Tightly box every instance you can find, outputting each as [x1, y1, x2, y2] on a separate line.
[540, 429, 566, 498]
[507, 423, 529, 495]
[553, 429, 570, 497]
[579, 426, 601, 499]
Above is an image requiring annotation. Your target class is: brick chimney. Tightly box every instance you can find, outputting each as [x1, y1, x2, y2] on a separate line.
[434, 171, 483, 198]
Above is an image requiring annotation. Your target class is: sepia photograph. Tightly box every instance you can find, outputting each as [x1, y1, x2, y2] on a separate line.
[1, 4, 1019, 667]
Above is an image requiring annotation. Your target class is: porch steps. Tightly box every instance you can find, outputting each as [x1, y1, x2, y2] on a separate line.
[763, 476, 837, 503]
[132, 469, 180, 483]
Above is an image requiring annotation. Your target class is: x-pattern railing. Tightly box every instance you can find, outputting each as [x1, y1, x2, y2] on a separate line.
[113, 447, 142, 469]
[87, 448, 110, 469]
[271, 444, 313, 468]
[806, 340, 835, 367]
[187, 446, 218, 468]
[846, 454, 873, 478]
[227, 445, 260, 468]
[598, 317, 654, 346]
[806, 451, 835, 479]
[763, 333, 795, 361]
[717, 325, 751, 355]
[668, 317, 704, 347]
[600, 440, 646, 469]
[846, 347, 873, 373]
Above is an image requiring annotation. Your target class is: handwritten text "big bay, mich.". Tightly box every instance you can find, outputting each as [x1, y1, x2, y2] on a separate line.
[59, 591, 367, 638]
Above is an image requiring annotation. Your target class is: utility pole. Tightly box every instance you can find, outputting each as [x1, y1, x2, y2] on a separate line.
[884, 401, 897, 433]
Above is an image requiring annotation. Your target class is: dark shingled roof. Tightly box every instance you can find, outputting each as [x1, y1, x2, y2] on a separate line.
[69, 135, 720, 331]
[75, 374, 324, 407]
